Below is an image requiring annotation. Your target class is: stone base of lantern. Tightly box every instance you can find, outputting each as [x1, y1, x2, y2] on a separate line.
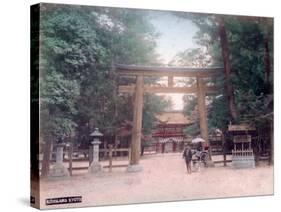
[232, 155, 255, 169]
[88, 162, 103, 174]
[48, 163, 70, 178]
[127, 164, 143, 172]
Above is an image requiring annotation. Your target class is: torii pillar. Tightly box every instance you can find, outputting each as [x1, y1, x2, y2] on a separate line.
[197, 77, 213, 161]
[127, 75, 144, 172]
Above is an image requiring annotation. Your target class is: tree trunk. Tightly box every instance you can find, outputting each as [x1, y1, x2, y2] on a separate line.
[263, 34, 271, 84]
[41, 137, 52, 177]
[113, 86, 118, 156]
[221, 131, 227, 166]
[217, 16, 238, 122]
[269, 120, 274, 165]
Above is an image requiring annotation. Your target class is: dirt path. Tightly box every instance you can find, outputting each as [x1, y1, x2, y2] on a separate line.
[40, 153, 273, 209]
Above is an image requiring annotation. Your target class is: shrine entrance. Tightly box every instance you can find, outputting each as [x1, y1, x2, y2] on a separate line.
[116, 64, 222, 170]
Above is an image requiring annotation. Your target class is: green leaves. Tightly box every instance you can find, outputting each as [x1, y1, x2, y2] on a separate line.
[40, 71, 79, 113]
[38, 4, 164, 144]
[179, 14, 273, 131]
[142, 94, 172, 134]
[208, 95, 230, 130]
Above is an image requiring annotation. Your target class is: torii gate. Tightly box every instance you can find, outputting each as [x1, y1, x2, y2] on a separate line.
[116, 64, 222, 171]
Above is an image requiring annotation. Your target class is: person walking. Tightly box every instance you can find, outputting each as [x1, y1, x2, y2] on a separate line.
[183, 145, 193, 174]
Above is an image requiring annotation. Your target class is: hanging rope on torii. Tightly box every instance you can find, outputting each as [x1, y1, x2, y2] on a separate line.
[116, 64, 223, 171]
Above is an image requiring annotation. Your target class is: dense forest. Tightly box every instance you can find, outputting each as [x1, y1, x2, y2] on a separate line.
[32, 4, 273, 176]
[171, 13, 273, 136]
[37, 4, 172, 176]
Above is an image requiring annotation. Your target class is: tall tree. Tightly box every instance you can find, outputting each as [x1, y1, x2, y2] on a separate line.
[217, 16, 238, 121]
[38, 4, 170, 175]
[175, 13, 273, 155]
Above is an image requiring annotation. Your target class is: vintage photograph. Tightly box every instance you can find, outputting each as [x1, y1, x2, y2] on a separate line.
[31, 3, 273, 209]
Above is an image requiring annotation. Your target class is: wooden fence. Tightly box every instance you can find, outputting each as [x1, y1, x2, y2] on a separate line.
[67, 145, 130, 175]
[39, 145, 130, 176]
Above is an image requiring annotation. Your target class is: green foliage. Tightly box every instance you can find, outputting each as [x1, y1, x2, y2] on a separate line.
[170, 48, 213, 67]
[183, 122, 200, 137]
[39, 4, 170, 145]
[177, 14, 273, 132]
[40, 72, 79, 112]
[236, 91, 273, 126]
[225, 17, 273, 126]
[142, 94, 172, 134]
[183, 95, 197, 116]
[208, 95, 230, 130]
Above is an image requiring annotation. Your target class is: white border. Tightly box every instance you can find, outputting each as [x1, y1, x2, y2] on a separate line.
[0, 0, 280, 212]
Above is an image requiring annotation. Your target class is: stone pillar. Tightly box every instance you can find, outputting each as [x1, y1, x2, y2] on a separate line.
[49, 144, 70, 178]
[56, 145, 64, 163]
[127, 75, 144, 172]
[88, 140, 103, 173]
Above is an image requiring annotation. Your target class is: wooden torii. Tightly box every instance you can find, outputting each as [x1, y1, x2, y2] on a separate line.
[116, 64, 222, 170]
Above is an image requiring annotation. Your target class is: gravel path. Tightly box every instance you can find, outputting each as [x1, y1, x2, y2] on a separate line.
[40, 153, 273, 209]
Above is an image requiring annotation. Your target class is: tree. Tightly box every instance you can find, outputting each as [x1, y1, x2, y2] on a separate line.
[174, 14, 273, 162]
[142, 94, 172, 135]
[38, 4, 171, 175]
[217, 16, 238, 121]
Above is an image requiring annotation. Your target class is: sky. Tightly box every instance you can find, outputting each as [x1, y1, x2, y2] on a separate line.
[149, 11, 199, 64]
[149, 11, 199, 110]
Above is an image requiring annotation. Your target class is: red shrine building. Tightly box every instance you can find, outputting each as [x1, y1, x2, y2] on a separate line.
[152, 111, 193, 153]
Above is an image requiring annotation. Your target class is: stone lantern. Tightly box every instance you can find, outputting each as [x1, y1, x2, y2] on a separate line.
[49, 138, 70, 178]
[88, 128, 103, 173]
